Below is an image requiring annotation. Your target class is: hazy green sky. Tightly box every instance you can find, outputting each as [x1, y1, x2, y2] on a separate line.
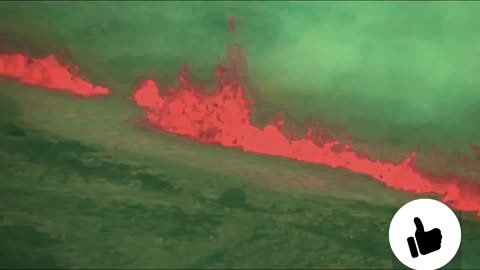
[0, 1, 479, 146]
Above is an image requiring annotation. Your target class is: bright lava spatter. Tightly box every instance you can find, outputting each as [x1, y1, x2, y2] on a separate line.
[133, 51, 480, 217]
[228, 17, 236, 32]
[0, 53, 110, 96]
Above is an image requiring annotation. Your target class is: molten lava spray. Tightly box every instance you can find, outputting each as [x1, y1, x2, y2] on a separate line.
[133, 48, 480, 216]
[0, 53, 110, 96]
[228, 17, 236, 32]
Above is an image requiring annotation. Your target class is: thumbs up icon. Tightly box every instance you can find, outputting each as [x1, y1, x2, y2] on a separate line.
[390, 199, 461, 270]
[407, 217, 443, 258]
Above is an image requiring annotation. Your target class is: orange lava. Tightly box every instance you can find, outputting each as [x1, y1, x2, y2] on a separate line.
[133, 54, 480, 217]
[0, 53, 110, 96]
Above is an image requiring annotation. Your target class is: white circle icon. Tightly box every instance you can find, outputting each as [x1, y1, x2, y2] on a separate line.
[389, 198, 461, 270]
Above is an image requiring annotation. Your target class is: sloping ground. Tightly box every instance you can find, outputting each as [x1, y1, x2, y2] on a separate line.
[0, 92, 479, 269]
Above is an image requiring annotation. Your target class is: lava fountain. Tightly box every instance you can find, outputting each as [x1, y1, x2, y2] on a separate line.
[133, 47, 480, 217]
[0, 53, 109, 96]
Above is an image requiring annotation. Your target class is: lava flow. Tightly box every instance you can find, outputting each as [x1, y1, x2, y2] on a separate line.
[0, 53, 110, 96]
[133, 53, 480, 217]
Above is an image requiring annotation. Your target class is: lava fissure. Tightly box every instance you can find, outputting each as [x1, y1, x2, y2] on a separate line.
[0, 53, 110, 96]
[133, 61, 480, 217]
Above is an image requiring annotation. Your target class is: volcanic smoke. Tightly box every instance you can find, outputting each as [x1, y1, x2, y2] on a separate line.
[133, 46, 480, 217]
[0, 53, 110, 96]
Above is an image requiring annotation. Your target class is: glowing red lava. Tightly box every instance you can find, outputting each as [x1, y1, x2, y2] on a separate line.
[228, 16, 236, 32]
[133, 53, 480, 216]
[0, 53, 110, 96]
